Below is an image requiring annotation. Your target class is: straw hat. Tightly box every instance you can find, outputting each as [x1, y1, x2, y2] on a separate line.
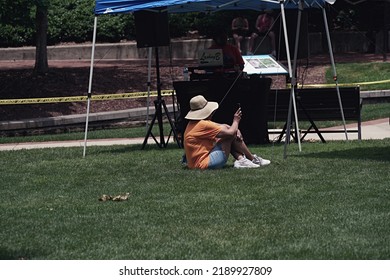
[185, 95, 219, 120]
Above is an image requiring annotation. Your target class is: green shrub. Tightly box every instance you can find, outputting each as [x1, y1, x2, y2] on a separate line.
[0, 0, 35, 47]
[97, 14, 135, 42]
[48, 1, 95, 43]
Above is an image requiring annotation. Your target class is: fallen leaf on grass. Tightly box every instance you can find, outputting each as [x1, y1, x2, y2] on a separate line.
[98, 193, 130, 202]
[98, 194, 112, 201]
[112, 193, 130, 201]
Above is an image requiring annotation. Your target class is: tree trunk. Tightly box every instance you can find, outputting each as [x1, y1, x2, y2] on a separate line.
[34, 5, 49, 74]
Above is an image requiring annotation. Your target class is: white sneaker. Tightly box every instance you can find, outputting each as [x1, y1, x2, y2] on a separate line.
[252, 154, 271, 166]
[234, 157, 260, 169]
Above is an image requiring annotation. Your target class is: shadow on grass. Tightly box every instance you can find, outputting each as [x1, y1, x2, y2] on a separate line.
[85, 142, 182, 155]
[0, 247, 44, 260]
[299, 145, 390, 162]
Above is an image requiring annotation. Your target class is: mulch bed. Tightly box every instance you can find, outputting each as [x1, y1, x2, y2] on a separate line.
[0, 53, 385, 122]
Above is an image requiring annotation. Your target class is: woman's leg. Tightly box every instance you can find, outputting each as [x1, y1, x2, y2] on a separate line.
[217, 130, 254, 161]
[218, 136, 234, 161]
[230, 130, 254, 161]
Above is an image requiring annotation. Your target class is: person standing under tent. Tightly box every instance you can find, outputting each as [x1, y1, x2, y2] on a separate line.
[231, 14, 250, 54]
[248, 10, 277, 56]
[183, 95, 271, 170]
[209, 28, 245, 73]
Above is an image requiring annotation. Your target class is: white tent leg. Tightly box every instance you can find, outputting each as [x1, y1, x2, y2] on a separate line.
[145, 47, 153, 132]
[292, 1, 304, 76]
[284, 0, 304, 158]
[281, 1, 302, 159]
[83, 16, 98, 158]
[322, 6, 348, 140]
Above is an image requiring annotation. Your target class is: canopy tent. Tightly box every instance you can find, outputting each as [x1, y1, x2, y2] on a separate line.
[94, 0, 336, 14]
[83, 0, 341, 157]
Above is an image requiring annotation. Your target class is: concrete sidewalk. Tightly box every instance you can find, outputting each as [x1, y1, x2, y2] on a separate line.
[269, 118, 390, 142]
[0, 137, 147, 151]
[0, 118, 388, 151]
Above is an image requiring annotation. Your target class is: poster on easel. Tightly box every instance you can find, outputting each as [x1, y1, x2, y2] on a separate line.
[243, 55, 288, 75]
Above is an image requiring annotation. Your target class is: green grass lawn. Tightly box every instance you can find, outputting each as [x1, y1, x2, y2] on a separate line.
[0, 61, 389, 260]
[0, 139, 389, 260]
[326, 62, 390, 91]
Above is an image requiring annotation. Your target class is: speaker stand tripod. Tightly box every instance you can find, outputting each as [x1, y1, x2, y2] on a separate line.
[141, 47, 181, 149]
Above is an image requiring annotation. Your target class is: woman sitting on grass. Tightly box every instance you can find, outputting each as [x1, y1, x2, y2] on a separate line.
[183, 95, 271, 169]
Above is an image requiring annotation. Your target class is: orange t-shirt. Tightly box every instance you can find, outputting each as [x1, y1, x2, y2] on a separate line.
[184, 120, 222, 169]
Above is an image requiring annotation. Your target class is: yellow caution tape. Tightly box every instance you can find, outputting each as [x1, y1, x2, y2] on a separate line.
[0, 90, 174, 105]
[287, 79, 390, 89]
[2, 78, 389, 104]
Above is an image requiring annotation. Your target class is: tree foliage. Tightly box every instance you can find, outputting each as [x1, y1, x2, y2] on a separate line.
[0, 0, 387, 48]
[0, 0, 35, 46]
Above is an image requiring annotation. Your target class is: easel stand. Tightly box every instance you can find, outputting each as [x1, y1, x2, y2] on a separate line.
[141, 47, 181, 149]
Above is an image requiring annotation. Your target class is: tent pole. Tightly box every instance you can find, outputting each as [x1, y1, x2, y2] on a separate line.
[284, 0, 304, 158]
[322, 6, 348, 140]
[281, 0, 302, 159]
[292, 0, 303, 77]
[83, 16, 98, 158]
[145, 47, 153, 132]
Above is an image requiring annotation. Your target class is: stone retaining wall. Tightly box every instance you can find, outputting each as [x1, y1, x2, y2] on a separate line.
[1, 32, 388, 61]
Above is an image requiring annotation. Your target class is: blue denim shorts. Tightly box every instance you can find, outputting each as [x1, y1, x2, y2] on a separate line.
[208, 143, 228, 169]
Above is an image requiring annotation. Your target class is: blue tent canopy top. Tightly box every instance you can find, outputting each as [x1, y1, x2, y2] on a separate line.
[95, 0, 336, 15]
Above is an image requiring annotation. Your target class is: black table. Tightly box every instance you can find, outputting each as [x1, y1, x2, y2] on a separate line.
[173, 77, 272, 144]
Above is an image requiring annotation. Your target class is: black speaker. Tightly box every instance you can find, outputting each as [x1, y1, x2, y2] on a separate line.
[134, 9, 170, 48]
